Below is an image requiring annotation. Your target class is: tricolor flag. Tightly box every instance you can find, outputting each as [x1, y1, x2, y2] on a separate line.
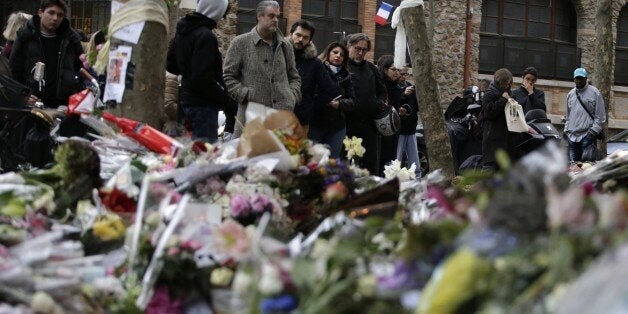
[375, 2, 394, 26]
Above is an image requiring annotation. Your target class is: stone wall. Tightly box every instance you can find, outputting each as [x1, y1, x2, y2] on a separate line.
[215, 0, 239, 56]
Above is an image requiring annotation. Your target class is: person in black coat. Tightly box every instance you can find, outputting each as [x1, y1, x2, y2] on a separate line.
[309, 42, 355, 158]
[166, 0, 229, 143]
[10, 0, 83, 108]
[396, 66, 421, 177]
[377, 55, 401, 174]
[345, 33, 387, 175]
[288, 20, 337, 133]
[481, 68, 520, 170]
[511, 66, 546, 113]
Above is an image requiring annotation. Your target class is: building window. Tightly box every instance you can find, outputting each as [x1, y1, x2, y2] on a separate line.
[615, 5, 628, 86]
[479, 0, 578, 80]
[70, 0, 110, 35]
[236, 0, 286, 35]
[301, 0, 360, 54]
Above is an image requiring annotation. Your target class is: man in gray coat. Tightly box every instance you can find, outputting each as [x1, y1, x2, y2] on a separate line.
[223, 0, 301, 137]
[564, 67, 606, 162]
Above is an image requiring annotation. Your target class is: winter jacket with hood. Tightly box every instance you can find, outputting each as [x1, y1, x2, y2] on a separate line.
[310, 61, 355, 130]
[10, 15, 83, 107]
[290, 39, 338, 125]
[166, 9, 228, 108]
[481, 82, 520, 167]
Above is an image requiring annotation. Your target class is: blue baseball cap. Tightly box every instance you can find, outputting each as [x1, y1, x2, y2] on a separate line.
[573, 68, 587, 78]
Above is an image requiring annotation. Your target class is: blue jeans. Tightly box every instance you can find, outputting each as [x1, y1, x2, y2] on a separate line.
[182, 106, 218, 143]
[308, 126, 346, 158]
[396, 134, 421, 177]
[568, 136, 595, 162]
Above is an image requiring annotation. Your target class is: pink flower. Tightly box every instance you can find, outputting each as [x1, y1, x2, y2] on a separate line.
[213, 219, 250, 261]
[180, 239, 202, 252]
[146, 286, 183, 314]
[167, 246, 180, 257]
[323, 181, 348, 203]
[250, 195, 271, 213]
[230, 195, 251, 217]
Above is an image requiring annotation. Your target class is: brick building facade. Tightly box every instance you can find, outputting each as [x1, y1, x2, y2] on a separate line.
[2, 0, 627, 129]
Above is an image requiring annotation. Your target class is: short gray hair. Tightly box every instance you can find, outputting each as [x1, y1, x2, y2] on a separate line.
[256, 0, 280, 15]
[346, 33, 371, 51]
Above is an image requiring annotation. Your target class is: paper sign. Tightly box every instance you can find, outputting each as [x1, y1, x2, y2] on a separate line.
[103, 45, 132, 103]
[112, 21, 145, 45]
[179, 0, 197, 9]
[111, 0, 125, 15]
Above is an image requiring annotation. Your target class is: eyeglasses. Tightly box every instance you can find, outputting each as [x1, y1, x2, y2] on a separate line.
[353, 46, 369, 53]
[399, 73, 409, 76]
[388, 67, 400, 72]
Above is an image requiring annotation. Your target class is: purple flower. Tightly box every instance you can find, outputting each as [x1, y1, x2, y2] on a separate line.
[250, 195, 271, 214]
[230, 195, 251, 217]
[260, 294, 298, 314]
[377, 261, 420, 291]
[146, 286, 183, 314]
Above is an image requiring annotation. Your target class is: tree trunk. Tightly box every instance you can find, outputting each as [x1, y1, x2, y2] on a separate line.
[167, 2, 179, 40]
[593, 0, 613, 158]
[401, 5, 455, 178]
[109, 20, 167, 128]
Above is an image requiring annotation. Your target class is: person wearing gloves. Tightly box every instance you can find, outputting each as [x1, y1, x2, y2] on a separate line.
[166, 0, 230, 143]
[564, 67, 606, 162]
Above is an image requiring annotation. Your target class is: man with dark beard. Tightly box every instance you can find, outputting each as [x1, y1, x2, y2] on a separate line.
[288, 20, 336, 134]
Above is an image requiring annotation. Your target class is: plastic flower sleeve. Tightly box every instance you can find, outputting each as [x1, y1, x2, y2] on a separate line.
[135, 194, 190, 310]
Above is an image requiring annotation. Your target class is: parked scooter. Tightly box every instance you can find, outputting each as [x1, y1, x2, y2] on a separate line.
[444, 86, 483, 173]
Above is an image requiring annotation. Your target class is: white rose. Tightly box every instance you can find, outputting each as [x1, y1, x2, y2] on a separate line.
[258, 264, 284, 295]
[232, 271, 252, 294]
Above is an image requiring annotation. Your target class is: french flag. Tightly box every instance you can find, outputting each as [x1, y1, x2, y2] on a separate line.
[375, 2, 394, 26]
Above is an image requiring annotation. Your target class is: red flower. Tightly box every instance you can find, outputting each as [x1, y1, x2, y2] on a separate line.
[99, 187, 137, 213]
[192, 141, 207, 154]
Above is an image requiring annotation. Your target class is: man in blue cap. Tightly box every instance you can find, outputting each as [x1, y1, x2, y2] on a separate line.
[564, 67, 606, 162]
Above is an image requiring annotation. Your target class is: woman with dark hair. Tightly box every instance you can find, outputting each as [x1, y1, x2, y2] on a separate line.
[482, 68, 519, 170]
[309, 42, 355, 158]
[376, 54, 400, 172]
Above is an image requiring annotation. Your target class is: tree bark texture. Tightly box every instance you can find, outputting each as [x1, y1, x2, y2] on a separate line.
[109, 21, 167, 128]
[593, 0, 613, 158]
[401, 5, 455, 178]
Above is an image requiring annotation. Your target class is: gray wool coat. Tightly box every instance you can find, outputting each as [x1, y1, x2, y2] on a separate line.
[223, 27, 301, 136]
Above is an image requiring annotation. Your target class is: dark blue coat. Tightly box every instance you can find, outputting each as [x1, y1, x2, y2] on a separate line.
[292, 41, 338, 125]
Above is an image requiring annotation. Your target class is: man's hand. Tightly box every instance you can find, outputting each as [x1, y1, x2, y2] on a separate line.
[329, 100, 340, 109]
[399, 107, 407, 116]
[26, 95, 41, 106]
[502, 91, 510, 98]
[523, 80, 534, 95]
[404, 86, 414, 95]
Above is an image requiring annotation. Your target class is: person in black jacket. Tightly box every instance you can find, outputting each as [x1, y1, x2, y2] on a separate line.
[309, 42, 355, 158]
[396, 65, 421, 177]
[482, 68, 519, 170]
[166, 0, 229, 143]
[511, 66, 546, 113]
[10, 0, 83, 108]
[345, 33, 387, 175]
[377, 55, 401, 174]
[289, 20, 337, 134]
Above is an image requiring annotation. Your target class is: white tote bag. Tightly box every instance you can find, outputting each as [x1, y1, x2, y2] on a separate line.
[505, 98, 528, 133]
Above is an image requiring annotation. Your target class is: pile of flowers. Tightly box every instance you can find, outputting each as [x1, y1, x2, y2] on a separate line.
[1, 107, 627, 314]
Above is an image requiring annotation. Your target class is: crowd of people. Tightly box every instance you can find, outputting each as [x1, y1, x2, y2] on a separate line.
[169, 0, 420, 176]
[0, 0, 608, 174]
